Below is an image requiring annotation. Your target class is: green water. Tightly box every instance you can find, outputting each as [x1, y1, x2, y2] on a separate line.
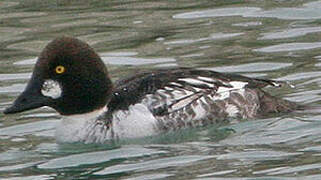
[1, 0, 321, 179]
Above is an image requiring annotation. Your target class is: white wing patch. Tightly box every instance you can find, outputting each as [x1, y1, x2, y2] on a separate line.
[178, 78, 214, 88]
[146, 76, 217, 115]
[169, 82, 182, 87]
[197, 76, 216, 82]
[230, 81, 248, 89]
[164, 86, 174, 90]
[139, 75, 257, 130]
[41, 79, 62, 99]
[215, 81, 248, 100]
[144, 76, 250, 124]
[178, 78, 205, 84]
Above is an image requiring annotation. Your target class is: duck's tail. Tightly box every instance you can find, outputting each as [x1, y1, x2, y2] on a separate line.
[258, 90, 304, 115]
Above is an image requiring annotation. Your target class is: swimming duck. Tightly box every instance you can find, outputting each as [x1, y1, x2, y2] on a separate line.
[4, 37, 299, 143]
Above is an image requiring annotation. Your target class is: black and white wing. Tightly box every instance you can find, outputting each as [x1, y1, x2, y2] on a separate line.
[107, 68, 294, 129]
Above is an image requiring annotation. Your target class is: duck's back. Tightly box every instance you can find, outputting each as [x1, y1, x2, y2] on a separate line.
[106, 68, 298, 131]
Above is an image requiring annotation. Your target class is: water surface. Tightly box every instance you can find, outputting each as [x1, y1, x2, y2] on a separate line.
[1, 0, 321, 179]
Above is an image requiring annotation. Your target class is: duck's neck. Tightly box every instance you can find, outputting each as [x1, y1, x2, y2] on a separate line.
[55, 106, 112, 143]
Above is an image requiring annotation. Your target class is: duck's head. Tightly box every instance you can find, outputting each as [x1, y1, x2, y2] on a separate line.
[4, 37, 113, 115]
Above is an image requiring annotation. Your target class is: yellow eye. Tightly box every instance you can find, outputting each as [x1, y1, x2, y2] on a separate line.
[55, 65, 65, 74]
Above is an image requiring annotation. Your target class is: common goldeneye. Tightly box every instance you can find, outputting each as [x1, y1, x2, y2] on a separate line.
[4, 37, 299, 143]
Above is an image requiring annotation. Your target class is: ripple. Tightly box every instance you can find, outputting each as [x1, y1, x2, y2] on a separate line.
[181, 53, 204, 58]
[11, 138, 27, 142]
[124, 173, 173, 180]
[7, 40, 49, 52]
[0, 12, 47, 19]
[277, 72, 321, 81]
[232, 21, 262, 27]
[0, 84, 26, 94]
[251, 8, 321, 20]
[34, 129, 56, 137]
[13, 58, 37, 65]
[0, 27, 31, 42]
[285, 89, 321, 103]
[0, 73, 31, 80]
[0, 148, 36, 162]
[153, 63, 178, 67]
[156, 37, 165, 41]
[173, 7, 260, 19]
[37, 147, 166, 169]
[215, 150, 301, 161]
[35, 143, 59, 154]
[14, 53, 175, 66]
[198, 175, 321, 180]
[51, 19, 98, 28]
[201, 62, 292, 73]
[0, 1, 19, 8]
[174, 1, 321, 20]
[100, 52, 138, 57]
[260, 27, 321, 40]
[164, 33, 243, 45]
[221, 118, 321, 146]
[267, 163, 321, 175]
[198, 170, 237, 177]
[5, 175, 52, 180]
[314, 55, 321, 60]
[0, 161, 41, 172]
[252, 1, 321, 20]
[254, 42, 321, 52]
[299, 146, 321, 152]
[253, 167, 290, 175]
[0, 120, 58, 136]
[94, 155, 213, 175]
[102, 56, 176, 65]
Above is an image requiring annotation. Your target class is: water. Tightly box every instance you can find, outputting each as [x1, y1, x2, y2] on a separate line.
[1, 0, 321, 179]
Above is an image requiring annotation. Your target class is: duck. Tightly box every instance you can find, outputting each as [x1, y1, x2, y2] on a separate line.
[3, 36, 300, 143]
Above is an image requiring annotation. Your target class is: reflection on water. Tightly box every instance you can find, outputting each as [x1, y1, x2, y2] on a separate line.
[254, 42, 321, 53]
[93, 155, 214, 175]
[38, 147, 166, 169]
[164, 33, 244, 45]
[1, 0, 321, 179]
[259, 27, 321, 40]
[173, 1, 321, 20]
[203, 62, 292, 73]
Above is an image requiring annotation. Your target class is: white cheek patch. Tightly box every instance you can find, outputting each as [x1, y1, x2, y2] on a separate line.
[41, 80, 62, 99]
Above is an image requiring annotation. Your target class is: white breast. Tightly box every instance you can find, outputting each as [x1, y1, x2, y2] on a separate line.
[111, 103, 159, 139]
[55, 104, 159, 143]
